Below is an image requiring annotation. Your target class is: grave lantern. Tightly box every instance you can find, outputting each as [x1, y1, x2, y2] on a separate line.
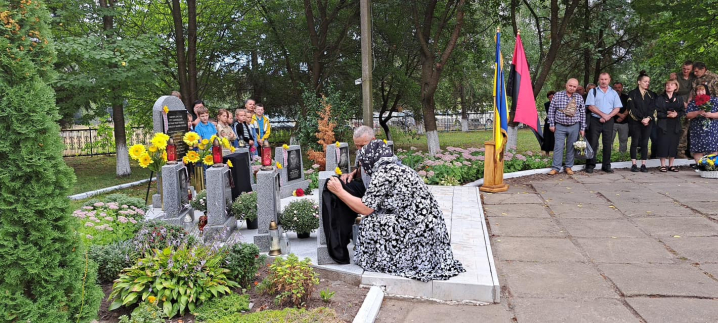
[166, 137, 177, 164]
[212, 138, 223, 167]
[280, 231, 291, 255]
[238, 139, 246, 148]
[268, 220, 281, 256]
[261, 140, 273, 170]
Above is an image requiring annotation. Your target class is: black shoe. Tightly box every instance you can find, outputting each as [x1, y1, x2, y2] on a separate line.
[602, 167, 614, 173]
[640, 165, 648, 172]
[631, 164, 639, 172]
[585, 167, 594, 174]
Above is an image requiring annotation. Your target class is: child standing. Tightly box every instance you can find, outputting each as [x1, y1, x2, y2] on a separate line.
[234, 109, 256, 153]
[194, 106, 217, 140]
[251, 103, 271, 156]
[216, 109, 237, 143]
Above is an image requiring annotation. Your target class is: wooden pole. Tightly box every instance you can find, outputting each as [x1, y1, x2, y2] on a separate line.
[360, 0, 373, 127]
[479, 141, 509, 193]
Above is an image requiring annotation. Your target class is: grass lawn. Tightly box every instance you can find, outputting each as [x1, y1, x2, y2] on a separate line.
[64, 155, 153, 195]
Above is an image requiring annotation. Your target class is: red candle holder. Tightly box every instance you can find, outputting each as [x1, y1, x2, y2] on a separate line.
[166, 137, 177, 164]
[261, 140, 273, 170]
[212, 138, 223, 167]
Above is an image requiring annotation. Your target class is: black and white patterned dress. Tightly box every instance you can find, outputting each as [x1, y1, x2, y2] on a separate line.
[354, 160, 465, 282]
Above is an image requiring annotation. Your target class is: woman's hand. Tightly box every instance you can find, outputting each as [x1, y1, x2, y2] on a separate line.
[327, 177, 344, 195]
[642, 117, 650, 126]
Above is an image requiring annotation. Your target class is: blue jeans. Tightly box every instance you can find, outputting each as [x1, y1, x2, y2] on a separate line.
[552, 123, 580, 171]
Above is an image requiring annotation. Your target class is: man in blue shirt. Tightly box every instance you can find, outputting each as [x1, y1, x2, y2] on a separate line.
[585, 73, 623, 173]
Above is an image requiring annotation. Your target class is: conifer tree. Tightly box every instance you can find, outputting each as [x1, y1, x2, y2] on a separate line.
[0, 0, 103, 321]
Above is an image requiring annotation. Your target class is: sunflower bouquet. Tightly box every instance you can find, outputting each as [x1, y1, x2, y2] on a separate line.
[128, 133, 170, 172]
[181, 132, 235, 166]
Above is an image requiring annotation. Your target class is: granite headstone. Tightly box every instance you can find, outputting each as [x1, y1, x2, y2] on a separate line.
[325, 142, 351, 174]
[253, 168, 283, 252]
[159, 163, 194, 226]
[274, 145, 311, 198]
[203, 165, 237, 242]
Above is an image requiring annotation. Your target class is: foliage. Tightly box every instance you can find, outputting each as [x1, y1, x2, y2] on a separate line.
[305, 164, 320, 192]
[305, 95, 336, 170]
[319, 288, 335, 303]
[231, 191, 258, 222]
[89, 240, 139, 284]
[73, 201, 144, 246]
[109, 244, 238, 318]
[208, 307, 341, 323]
[117, 301, 167, 323]
[0, 1, 103, 321]
[257, 254, 319, 307]
[104, 193, 147, 209]
[82, 122, 116, 155]
[132, 221, 195, 256]
[224, 242, 266, 288]
[182, 132, 235, 167]
[192, 293, 251, 322]
[279, 200, 320, 234]
[191, 190, 208, 213]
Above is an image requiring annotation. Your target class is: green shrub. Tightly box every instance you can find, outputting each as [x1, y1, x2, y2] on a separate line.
[109, 244, 238, 318]
[117, 301, 166, 323]
[105, 193, 147, 209]
[320, 288, 335, 303]
[305, 166, 319, 192]
[192, 293, 251, 322]
[224, 243, 266, 287]
[73, 201, 144, 246]
[231, 191, 257, 221]
[132, 221, 195, 256]
[258, 254, 319, 307]
[279, 200, 320, 234]
[89, 240, 139, 283]
[210, 307, 342, 323]
[190, 190, 208, 213]
[0, 2, 103, 321]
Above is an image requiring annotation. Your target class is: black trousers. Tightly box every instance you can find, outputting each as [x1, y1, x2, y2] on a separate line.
[629, 119, 652, 160]
[587, 116, 615, 168]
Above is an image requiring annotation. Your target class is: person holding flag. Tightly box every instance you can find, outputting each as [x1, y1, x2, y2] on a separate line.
[547, 79, 586, 175]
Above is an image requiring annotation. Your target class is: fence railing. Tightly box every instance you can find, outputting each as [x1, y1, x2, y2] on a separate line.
[351, 112, 495, 133]
[61, 127, 153, 157]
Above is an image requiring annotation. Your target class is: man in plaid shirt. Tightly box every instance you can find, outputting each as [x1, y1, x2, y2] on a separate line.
[547, 78, 587, 175]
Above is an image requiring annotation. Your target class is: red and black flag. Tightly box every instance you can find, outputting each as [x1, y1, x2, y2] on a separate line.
[508, 33, 542, 146]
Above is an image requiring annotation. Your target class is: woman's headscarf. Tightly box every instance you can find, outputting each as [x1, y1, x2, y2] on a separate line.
[357, 140, 397, 176]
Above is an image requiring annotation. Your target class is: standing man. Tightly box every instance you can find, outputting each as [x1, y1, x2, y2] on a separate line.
[547, 78, 586, 175]
[585, 73, 623, 173]
[692, 62, 718, 97]
[612, 82, 630, 153]
[672, 61, 695, 158]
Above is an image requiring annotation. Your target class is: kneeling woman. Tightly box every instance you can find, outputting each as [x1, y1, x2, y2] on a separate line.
[326, 141, 465, 282]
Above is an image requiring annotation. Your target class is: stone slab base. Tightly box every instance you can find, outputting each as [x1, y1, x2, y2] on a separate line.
[202, 216, 237, 242]
[280, 180, 311, 199]
[152, 194, 162, 209]
[317, 244, 337, 265]
[158, 209, 194, 227]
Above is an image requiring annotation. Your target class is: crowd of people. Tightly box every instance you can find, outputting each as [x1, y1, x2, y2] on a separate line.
[543, 61, 718, 174]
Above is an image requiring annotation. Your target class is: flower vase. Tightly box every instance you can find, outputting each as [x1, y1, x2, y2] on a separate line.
[700, 171, 718, 179]
[297, 232, 310, 239]
[246, 218, 259, 230]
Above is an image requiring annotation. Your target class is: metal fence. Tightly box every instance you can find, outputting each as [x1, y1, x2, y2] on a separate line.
[61, 127, 153, 157]
[351, 112, 495, 133]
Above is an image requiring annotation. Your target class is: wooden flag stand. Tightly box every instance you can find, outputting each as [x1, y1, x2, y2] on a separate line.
[479, 141, 509, 193]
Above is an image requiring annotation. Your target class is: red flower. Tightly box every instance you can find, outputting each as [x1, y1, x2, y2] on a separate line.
[695, 94, 711, 107]
[295, 188, 305, 197]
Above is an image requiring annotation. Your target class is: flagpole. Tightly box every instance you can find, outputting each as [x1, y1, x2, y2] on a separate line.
[480, 27, 509, 193]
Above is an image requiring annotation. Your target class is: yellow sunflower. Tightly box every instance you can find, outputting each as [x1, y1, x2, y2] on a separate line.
[162, 151, 167, 162]
[151, 133, 170, 150]
[221, 137, 230, 148]
[148, 145, 158, 153]
[183, 132, 200, 146]
[186, 151, 200, 163]
[276, 162, 283, 169]
[182, 156, 189, 164]
[335, 167, 342, 175]
[198, 143, 206, 150]
[282, 144, 290, 150]
[201, 139, 209, 146]
[203, 155, 214, 166]
[227, 160, 234, 168]
[129, 144, 146, 160]
[138, 153, 153, 168]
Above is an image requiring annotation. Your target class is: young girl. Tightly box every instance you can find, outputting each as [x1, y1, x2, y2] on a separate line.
[216, 109, 237, 143]
[234, 109, 256, 150]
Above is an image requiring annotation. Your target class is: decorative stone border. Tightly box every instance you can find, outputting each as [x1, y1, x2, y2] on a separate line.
[68, 177, 156, 200]
[352, 286, 384, 323]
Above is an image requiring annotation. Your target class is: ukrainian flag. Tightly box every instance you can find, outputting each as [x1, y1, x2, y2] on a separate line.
[493, 28, 509, 162]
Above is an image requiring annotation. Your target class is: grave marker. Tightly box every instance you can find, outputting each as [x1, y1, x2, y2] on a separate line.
[203, 165, 237, 242]
[254, 168, 283, 251]
[160, 163, 194, 226]
[325, 142, 351, 174]
[274, 145, 311, 198]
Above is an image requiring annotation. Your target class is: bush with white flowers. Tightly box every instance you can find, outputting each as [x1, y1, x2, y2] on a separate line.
[279, 199, 320, 234]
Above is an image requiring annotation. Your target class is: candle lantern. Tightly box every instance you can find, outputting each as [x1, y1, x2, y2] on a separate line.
[166, 137, 177, 164]
[352, 216, 362, 249]
[280, 231, 291, 255]
[268, 220, 281, 256]
[212, 138, 223, 167]
[238, 139, 246, 148]
[261, 140, 273, 171]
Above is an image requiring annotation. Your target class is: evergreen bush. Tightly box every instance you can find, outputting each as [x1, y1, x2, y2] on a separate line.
[0, 1, 103, 321]
[224, 242, 265, 287]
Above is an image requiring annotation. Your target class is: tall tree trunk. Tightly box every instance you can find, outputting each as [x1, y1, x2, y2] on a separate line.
[171, 0, 189, 109]
[582, 0, 590, 85]
[100, 0, 130, 177]
[460, 83, 469, 132]
[592, 28, 605, 84]
[187, 0, 198, 105]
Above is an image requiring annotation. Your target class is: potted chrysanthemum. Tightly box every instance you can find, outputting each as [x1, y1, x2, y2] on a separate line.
[279, 199, 320, 238]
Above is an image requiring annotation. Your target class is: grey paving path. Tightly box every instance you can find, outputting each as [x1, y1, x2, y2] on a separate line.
[482, 167, 718, 323]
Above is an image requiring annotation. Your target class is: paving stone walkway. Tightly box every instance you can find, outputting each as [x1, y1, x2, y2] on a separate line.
[480, 167, 718, 323]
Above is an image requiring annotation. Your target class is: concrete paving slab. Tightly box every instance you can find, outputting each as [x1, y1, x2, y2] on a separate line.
[572, 174, 634, 184]
[488, 218, 566, 237]
[513, 298, 638, 323]
[376, 300, 513, 323]
[482, 192, 544, 205]
[541, 191, 606, 206]
[576, 238, 675, 264]
[689, 202, 718, 215]
[627, 297, 718, 323]
[600, 190, 669, 204]
[611, 202, 698, 218]
[599, 263, 718, 297]
[560, 219, 648, 238]
[493, 237, 584, 262]
[663, 237, 718, 263]
[483, 204, 552, 218]
[699, 264, 718, 279]
[501, 262, 616, 298]
[632, 217, 718, 237]
[661, 188, 718, 202]
[548, 203, 624, 219]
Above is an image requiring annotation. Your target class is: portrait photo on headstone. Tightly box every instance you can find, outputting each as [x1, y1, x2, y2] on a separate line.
[287, 149, 301, 181]
[339, 146, 349, 174]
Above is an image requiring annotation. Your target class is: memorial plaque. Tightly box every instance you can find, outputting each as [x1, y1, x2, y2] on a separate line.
[287, 149, 302, 181]
[338, 147, 350, 174]
[165, 110, 189, 159]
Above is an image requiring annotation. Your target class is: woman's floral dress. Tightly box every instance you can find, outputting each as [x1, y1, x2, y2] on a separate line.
[687, 97, 718, 154]
[354, 162, 465, 282]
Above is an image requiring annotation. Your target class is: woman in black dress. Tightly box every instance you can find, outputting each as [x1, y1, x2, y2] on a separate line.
[627, 71, 657, 172]
[655, 79, 685, 172]
[541, 91, 557, 156]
